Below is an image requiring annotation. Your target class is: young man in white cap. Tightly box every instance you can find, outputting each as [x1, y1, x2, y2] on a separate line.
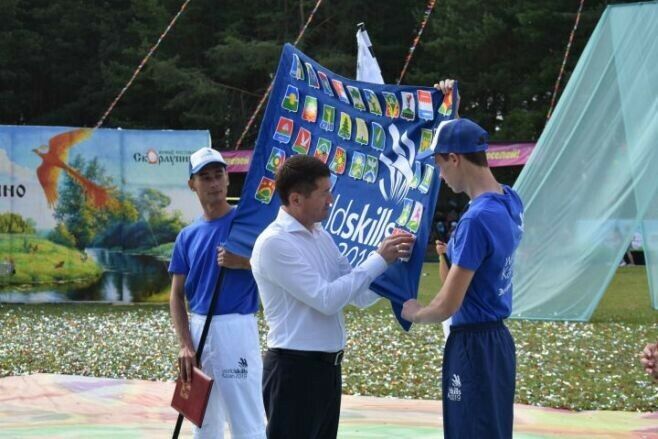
[402, 117, 524, 439]
[169, 147, 266, 439]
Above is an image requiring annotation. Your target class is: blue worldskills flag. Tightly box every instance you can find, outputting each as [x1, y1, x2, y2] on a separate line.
[225, 44, 458, 330]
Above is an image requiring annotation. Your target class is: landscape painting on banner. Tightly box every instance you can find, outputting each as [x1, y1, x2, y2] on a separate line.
[225, 44, 458, 329]
[0, 125, 210, 294]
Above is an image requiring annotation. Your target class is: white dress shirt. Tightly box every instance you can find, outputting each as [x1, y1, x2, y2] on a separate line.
[251, 208, 387, 352]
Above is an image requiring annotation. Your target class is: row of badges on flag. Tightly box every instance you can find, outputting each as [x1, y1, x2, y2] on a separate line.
[289, 54, 452, 120]
[274, 104, 436, 155]
[254, 139, 435, 205]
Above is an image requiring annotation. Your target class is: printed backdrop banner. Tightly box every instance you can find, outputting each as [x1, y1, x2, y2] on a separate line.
[487, 143, 535, 167]
[0, 125, 213, 303]
[221, 150, 253, 173]
[0, 125, 210, 233]
[225, 44, 457, 329]
[223, 143, 536, 173]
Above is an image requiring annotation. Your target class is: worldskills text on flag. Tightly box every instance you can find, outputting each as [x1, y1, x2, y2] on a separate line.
[225, 44, 458, 329]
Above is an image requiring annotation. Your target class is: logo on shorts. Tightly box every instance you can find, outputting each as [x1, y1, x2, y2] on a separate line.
[448, 374, 462, 402]
[222, 358, 248, 380]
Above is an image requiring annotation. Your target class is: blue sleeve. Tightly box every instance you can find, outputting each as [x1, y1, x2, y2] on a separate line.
[450, 218, 489, 271]
[168, 233, 189, 275]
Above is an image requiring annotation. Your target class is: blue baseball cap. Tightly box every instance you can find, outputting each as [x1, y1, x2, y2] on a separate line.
[433, 118, 489, 154]
[189, 147, 227, 177]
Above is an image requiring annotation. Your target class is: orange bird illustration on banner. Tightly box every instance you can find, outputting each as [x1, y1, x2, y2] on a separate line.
[33, 128, 116, 209]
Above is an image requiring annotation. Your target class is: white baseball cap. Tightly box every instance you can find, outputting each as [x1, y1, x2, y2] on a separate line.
[189, 147, 227, 177]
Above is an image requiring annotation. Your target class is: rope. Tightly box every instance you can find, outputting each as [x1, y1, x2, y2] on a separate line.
[546, 0, 585, 120]
[397, 0, 437, 85]
[233, 0, 325, 150]
[95, 0, 193, 129]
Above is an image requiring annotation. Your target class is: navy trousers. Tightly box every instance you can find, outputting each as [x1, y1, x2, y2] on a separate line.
[442, 320, 516, 439]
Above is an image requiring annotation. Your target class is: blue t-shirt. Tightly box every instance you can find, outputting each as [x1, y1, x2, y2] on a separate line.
[447, 185, 524, 325]
[168, 208, 259, 315]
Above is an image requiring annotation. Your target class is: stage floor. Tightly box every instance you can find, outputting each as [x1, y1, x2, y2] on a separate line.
[0, 374, 656, 438]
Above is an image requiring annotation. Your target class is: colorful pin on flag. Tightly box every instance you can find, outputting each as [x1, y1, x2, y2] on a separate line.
[338, 112, 352, 140]
[255, 176, 276, 204]
[417, 90, 434, 121]
[331, 79, 350, 104]
[317, 71, 334, 96]
[409, 161, 421, 189]
[406, 201, 424, 233]
[418, 128, 433, 154]
[382, 92, 400, 118]
[363, 155, 379, 183]
[290, 54, 304, 80]
[346, 85, 366, 111]
[329, 146, 347, 174]
[313, 137, 332, 164]
[292, 127, 312, 155]
[281, 84, 299, 112]
[355, 118, 369, 145]
[273, 116, 294, 143]
[305, 62, 320, 89]
[400, 91, 416, 121]
[363, 89, 383, 116]
[418, 163, 434, 194]
[266, 147, 286, 174]
[349, 152, 366, 180]
[438, 91, 453, 116]
[320, 105, 335, 131]
[371, 122, 385, 151]
[396, 198, 414, 226]
[302, 95, 318, 123]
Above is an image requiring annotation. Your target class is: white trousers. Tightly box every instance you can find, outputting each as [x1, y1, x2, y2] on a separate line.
[190, 313, 266, 439]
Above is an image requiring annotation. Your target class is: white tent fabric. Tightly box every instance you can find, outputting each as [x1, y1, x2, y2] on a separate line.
[512, 2, 658, 320]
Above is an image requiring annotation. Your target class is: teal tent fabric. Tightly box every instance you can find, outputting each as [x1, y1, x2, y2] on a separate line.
[512, 2, 658, 320]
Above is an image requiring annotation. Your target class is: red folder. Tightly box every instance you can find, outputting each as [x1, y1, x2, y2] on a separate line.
[171, 367, 214, 428]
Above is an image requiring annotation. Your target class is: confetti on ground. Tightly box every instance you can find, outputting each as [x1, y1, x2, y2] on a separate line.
[0, 304, 656, 412]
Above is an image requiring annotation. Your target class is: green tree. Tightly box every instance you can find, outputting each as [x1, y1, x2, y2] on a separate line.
[409, 0, 627, 140]
[0, 0, 636, 142]
[53, 154, 134, 248]
[48, 223, 77, 248]
[136, 188, 171, 221]
[0, 213, 36, 234]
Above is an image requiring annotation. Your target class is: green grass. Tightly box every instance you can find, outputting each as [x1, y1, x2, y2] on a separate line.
[140, 242, 174, 260]
[0, 234, 102, 288]
[352, 263, 658, 324]
[591, 265, 656, 323]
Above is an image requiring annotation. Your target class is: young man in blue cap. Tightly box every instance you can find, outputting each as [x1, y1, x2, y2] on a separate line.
[169, 147, 266, 439]
[402, 114, 524, 438]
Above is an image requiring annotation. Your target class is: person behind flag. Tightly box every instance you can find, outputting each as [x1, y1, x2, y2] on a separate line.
[402, 102, 524, 438]
[169, 147, 266, 439]
[251, 155, 414, 439]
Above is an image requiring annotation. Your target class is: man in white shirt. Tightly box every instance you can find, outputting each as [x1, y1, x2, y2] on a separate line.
[251, 155, 414, 439]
